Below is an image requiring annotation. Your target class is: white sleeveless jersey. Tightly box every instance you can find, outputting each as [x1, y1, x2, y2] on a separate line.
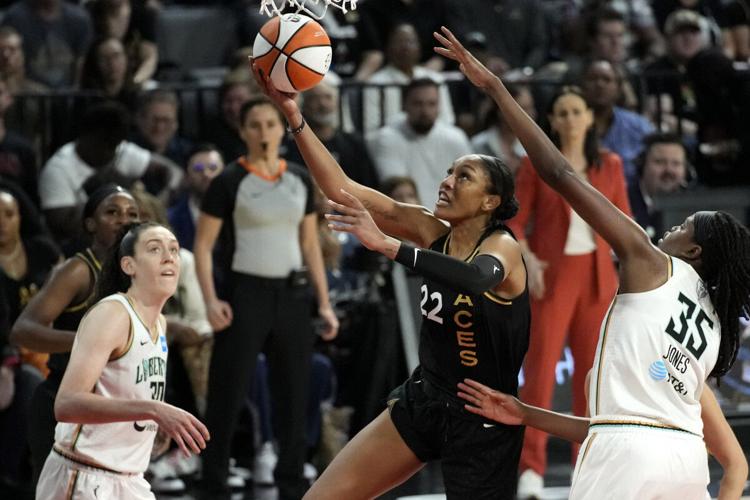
[54, 293, 168, 474]
[589, 257, 720, 436]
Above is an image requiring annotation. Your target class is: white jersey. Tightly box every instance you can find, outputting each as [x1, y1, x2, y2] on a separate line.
[54, 293, 168, 474]
[589, 256, 720, 436]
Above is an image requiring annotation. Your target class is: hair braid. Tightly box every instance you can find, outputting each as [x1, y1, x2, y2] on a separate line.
[695, 212, 750, 378]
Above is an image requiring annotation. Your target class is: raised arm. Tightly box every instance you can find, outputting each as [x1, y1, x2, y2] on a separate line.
[434, 28, 666, 292]
[10, 259, 91, 353]
[701, 386, 748, 500]
[249, 60, 447, 249]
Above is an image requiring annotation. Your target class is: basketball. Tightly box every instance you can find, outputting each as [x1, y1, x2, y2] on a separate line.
[252, 13, 332, 93]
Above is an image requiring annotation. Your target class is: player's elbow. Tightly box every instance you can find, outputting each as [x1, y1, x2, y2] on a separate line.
[9, 320, 31, 348]
[54, 393, 76, 422]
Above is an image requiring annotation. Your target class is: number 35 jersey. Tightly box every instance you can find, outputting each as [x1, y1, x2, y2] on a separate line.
[54, 293, 168, 474]
[418, 230, 530, 398]
[589, 256, 720, 436]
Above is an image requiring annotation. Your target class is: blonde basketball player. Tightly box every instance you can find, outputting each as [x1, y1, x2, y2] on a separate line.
[36, 222, 210, 500]
[435, 27, 750, 500]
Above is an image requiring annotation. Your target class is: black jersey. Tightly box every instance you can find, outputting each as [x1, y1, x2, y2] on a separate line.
[418, 228, 530, 397]
[47, 248, 101, 383]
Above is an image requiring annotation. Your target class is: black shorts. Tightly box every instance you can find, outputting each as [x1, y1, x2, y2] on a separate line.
[387, 372, 524, 500]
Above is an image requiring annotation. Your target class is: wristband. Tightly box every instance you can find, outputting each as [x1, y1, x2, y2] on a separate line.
[288, 116, 306, 135]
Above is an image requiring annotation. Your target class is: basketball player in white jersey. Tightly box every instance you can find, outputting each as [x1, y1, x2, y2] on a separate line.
[36, 222, 210, 500]
[436, 27, 750, 499]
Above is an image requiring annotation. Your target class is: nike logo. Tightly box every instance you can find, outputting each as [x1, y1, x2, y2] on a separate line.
[94, 485, 99, 498]
[139, 339, 149, 346]
[482, 423, 495, 428]
[133, 421, 146, 432]
[493, 265, 500, 274]
[413, 248, 419, 267]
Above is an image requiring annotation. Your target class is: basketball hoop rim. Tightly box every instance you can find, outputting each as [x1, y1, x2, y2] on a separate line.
[260, 0, 358, 20]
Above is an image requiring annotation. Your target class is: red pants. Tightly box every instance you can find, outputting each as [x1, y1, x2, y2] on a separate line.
[519, 252, 615, 475]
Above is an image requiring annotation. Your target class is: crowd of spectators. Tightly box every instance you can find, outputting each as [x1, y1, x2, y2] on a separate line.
[0, 0, 749, 498]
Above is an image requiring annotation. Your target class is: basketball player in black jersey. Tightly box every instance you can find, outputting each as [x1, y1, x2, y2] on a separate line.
[10, 185, 139, 484]
[252, 62, 530, 499]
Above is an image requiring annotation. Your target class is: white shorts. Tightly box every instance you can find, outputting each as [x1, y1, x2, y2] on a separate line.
[36, 449, 154, 500]
[570, 424, 710, 500]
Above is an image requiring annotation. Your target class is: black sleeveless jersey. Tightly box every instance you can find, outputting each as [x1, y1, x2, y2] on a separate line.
[47, 248, 101, 382]
[418, 228, 530, 397]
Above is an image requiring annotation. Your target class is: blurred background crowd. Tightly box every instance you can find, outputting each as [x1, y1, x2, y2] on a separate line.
[1, 0, 750, 498]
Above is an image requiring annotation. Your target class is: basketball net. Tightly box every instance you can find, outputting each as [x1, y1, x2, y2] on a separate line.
[259, 0, 357, 20]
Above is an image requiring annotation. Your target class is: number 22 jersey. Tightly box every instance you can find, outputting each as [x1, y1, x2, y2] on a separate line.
[589, 256, 721, 435]
[418, 229, 530, 397]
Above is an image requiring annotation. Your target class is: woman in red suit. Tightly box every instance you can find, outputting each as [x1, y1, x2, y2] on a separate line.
[506, 85, 632, 497]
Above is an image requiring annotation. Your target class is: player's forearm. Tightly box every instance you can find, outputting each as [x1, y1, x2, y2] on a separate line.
[55, 391, 159, 424]
[717, 462, 748, 500]
[10, 319, 76, 353]
[521, 403, 590, 444]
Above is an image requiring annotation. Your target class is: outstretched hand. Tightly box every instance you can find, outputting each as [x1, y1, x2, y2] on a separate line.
[248, 57, 300, 118]
[325, 189, 389, 253]
[433, 27, 498, 93]
[457, 378, 526, 426]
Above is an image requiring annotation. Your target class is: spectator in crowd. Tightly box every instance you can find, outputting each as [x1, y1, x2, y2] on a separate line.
[581, 59, 655, 184]
[628, 132, 691, 240]
[506, 86, 631, 499]
[644, 9, 709, 134]
[541, 7, 642, 109]
[1, 0, 93, 89]
[194, 97, 338, 500]
[37, 101, 181, 244]
[0, 26, 46, 95]
[206, 74, 259, 163]
[379, 175, 420, 206]
[10, 184, 139, 485]
[367, 78, 472, 208]
[354, 0, 452, 80]
[363, 23, 455, 132]
[0, 181, 57, 495]
[80, 36, 140, 109]
[285, 76, 379, 188]
[87, 0, 159, 86]
[133, 90, 194, 167]
[452, 0, 549, 73]
[471, 83, 535, 176]
[168, 144, 225, 251]
[0, 77, 39, 207]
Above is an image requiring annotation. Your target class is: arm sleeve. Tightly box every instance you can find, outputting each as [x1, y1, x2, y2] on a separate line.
[395, 243, 505, 295]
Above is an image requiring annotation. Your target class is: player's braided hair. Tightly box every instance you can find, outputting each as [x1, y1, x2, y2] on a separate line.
[693, 211, 750, 378]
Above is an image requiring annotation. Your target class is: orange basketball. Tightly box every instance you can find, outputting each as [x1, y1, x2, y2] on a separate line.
[252, 13, 332, 93]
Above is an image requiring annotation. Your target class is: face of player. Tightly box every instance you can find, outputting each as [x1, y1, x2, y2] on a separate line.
[657, 212, 704, 260]
[641, 143, 687, 196]
[87, 193, 140, 249]
[549, 93, 594, 143]
[434, 155, 499, 223]
[187, 150, 224, 195]
[240, 103, 285, 157]
[138, 101, 178, 151]
[123, 226, 181, 297]
[582, 61, 620, 109]
[404, 85, 440, 135]
[0, 191, 20, 248]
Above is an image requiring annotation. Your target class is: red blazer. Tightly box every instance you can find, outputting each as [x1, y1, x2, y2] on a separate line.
[507, 151, 632, 301]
